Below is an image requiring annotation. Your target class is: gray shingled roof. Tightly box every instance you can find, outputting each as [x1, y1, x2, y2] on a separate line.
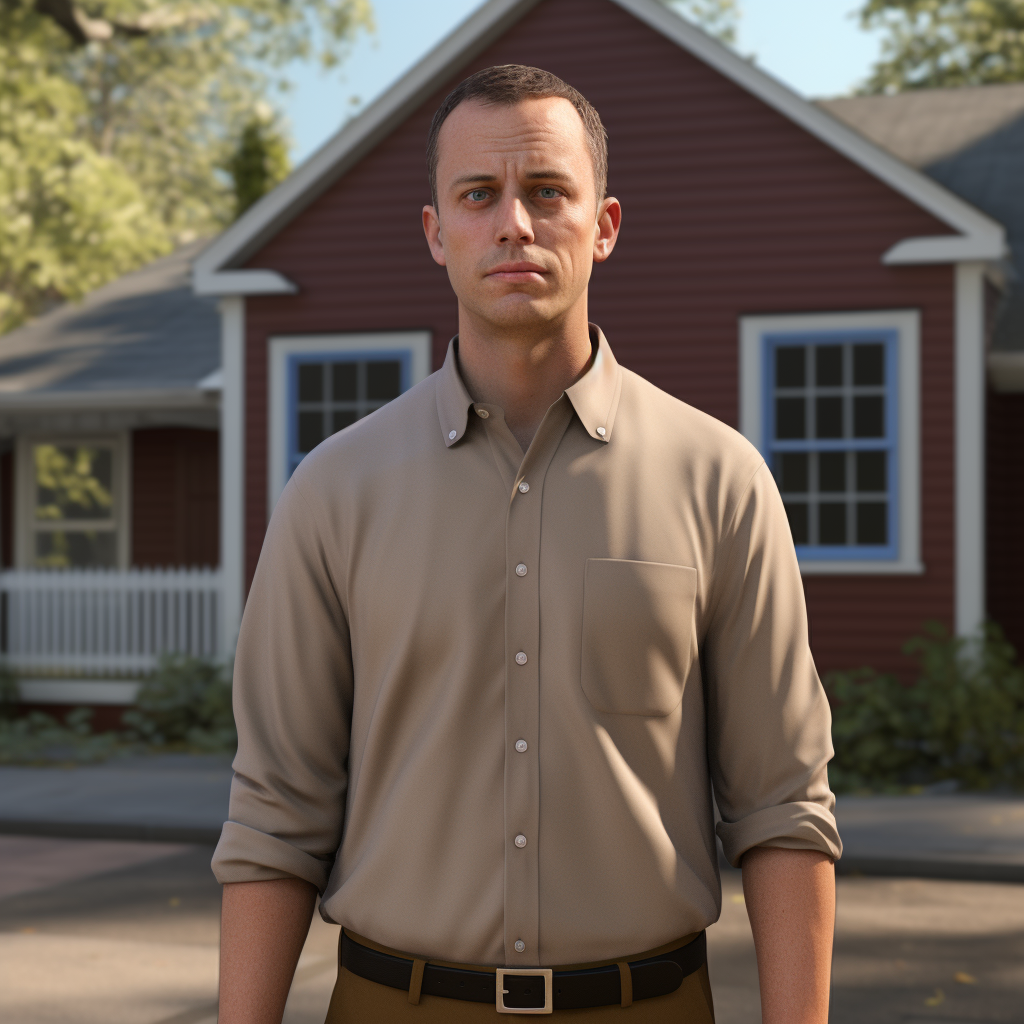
[821, 84, 1024, 351]
[0, 240, 219, 401]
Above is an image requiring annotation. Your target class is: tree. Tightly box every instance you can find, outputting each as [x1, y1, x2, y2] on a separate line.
[227, 109, 291, 218]
[858, 0, 1024, 92]
[0, 0, 372, 333]
[661, 0, 740, 45]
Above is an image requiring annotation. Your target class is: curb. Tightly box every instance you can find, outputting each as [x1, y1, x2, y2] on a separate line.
[0, 819, 221, 845]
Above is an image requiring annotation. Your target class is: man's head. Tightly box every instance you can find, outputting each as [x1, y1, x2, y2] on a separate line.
[422, 65, 620, 338]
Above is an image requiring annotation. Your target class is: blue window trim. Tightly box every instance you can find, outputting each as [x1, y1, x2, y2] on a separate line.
[762, 328, 899, 561]
[286, 348, 413, 477]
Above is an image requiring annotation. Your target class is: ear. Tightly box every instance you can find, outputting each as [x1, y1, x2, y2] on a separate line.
[593, 196, 621, 264]
[422, 205, 446, 267]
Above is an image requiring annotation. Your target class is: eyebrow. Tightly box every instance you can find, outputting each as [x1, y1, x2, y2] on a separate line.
[450, 169, 574, 187]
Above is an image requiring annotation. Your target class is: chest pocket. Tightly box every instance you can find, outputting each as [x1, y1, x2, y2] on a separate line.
[581, 558, 698, 717]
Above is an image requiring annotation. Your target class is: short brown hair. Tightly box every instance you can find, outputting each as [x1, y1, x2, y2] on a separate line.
[426, 64, 608, 208]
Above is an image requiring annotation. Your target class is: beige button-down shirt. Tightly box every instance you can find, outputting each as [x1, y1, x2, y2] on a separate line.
[212, 327, 841, 968]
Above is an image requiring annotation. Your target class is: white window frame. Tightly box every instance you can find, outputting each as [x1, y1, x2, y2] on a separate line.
[268, 332, 432, 513]
[15, 432, 131, 569]
[739, 310, 922, 575]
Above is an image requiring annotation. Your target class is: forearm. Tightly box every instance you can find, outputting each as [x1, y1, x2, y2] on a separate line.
[219, 877, 318, 1024]
[741, 846, 835, 1024]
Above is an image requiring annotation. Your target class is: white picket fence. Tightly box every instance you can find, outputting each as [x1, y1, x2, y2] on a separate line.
[0, 567, 224, 676]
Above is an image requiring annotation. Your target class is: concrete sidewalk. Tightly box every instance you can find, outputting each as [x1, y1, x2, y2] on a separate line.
[0, 756, 1022, 881]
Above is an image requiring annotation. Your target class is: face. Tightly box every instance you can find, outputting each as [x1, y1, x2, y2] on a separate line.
[422, 97, 620, 334]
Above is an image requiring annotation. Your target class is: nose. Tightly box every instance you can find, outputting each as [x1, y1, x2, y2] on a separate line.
[495, 194, 534, 246]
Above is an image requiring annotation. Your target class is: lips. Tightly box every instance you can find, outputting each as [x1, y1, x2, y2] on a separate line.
[485, 261, 547, 282]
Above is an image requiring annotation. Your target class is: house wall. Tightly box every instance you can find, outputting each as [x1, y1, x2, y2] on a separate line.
[987, 389, 1024, 656]
[1, 449, 12, 568]
[131, 427, 219, 567]
[241, 0, 958, 677]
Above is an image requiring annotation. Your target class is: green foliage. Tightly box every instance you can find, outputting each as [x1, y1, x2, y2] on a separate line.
[858, 0, 1024, 92]
[227, 113, 292, 218]
[0, 707, 129, 763]
[826, 622, 1024, 792]
[660, 0, 740, 44]
[0, 0, 372, 332]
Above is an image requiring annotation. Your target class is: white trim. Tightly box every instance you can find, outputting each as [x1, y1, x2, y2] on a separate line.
[883, 236, 1009, 265]
[739, 309, 922, 576]
[193, 0, 1004, 288]
[955, 263, 986, 635]
[15, 432, 130, 570]
[193, 269, 297, 297]
[18, 679, 142, 705]
[0, 388, 218, 409]
[268, 333, 432, 513]
[988, 351, 1024, 393]
[198, 368, 223, 392]
[219, 297, 246, 657]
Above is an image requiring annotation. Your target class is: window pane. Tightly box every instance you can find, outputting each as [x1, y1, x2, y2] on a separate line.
[777, 452, 808, 493]
[819, 452, 846, 492]
[35, 530, 116, 568]
[819, 503, 847, 545]
[853, 395, 884, 437]
[775, 398, 805, 439]
[856, 451, 887, 492]
[298, 411, 324, 453]
[815, 345, 843, 387]
[853, 344, 884, 386]
[784, 502, 808, 544]
[332, 410, 358, 434]
[367, 360, 402, 401]
[331, 362, 357, 401]
[815, 396, 843, 438]
[856, 502, 887, 544]
[298, 363, 323, 402]
[775, 346, 805, 387]
[35, 445, 113, 522]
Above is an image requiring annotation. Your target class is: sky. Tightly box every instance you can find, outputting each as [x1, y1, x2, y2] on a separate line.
[281, 0, 886, 164]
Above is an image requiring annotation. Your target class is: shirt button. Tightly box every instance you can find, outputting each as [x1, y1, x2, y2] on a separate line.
[515, 652, 528, 666]
[477, 408, 489, 419]
[515, 739, 528, 753]
[515, 563, 527, 576]
[514, 834, 527, 848]
[514, 940, 526, 953]
[448, 430, 457, 440]
[518, 481, 529, 493]
[596, 426, 606, 436]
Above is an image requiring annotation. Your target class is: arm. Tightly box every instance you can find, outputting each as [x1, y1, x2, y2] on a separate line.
[742, 847, 835, 1024]
[219, 877, 318, 1024]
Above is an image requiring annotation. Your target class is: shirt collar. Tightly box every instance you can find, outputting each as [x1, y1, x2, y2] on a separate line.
[435, 325, 622, 448]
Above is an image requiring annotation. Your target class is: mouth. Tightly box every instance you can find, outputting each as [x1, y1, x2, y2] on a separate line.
[485, 261, 548, 284]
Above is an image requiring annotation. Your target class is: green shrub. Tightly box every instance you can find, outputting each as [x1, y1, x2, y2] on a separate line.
[825, 622, 1024, 792]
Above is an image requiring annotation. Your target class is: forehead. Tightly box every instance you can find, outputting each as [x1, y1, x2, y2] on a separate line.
[436, 96, 589, 176]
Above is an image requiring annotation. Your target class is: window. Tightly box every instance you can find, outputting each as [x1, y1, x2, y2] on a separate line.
[739, 312, 921, 574]
[269, 332, 432, 511]
[18, 436, 128, 568]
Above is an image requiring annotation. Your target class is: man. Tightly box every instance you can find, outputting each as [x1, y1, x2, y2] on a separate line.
[214, 65, 841, 1023]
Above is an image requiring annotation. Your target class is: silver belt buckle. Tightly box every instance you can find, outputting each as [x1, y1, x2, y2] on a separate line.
[495, 967, 553, 1013]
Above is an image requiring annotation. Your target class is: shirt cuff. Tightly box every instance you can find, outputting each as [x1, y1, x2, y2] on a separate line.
[716, 800, 842, 868]
[211, 820, 335, 891]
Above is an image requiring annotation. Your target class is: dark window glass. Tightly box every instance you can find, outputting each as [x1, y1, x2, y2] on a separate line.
[853, 344, 884, 386]
[819, 503, 847, 545]
[36, 530, 117, 568]
[784, 502, 809, 544]
[367, 360, 402, 400]
[819, 452, 846, 492]
[777, 452, 808, 493]
[815, 396, 843, 438]
[332, 410, 358, 434]
[776, 346, 805, 387]
[857, 502, 887, 544]
[815, 346, 843, 387]
[298, 411, 324, 453]
[853, 395, 884, 437]
[856, 451, 887, 492]
[332, 362, 358, 401]
[298, 363, 323, 402]
[776, 397, 805, 439]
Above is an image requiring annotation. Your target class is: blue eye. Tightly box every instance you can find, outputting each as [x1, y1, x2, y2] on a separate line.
[467, 189, 489, 202]
[538, 188, 560, 199]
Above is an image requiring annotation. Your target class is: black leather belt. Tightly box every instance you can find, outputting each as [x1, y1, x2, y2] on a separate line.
[340, 930, 706, 1013]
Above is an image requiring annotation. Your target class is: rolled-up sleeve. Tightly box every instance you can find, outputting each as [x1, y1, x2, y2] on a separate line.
[211, 471, 353, 892]
[704, 462, 842, 868]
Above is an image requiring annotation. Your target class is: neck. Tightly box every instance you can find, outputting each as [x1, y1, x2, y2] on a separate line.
[456, 300, 594, 452]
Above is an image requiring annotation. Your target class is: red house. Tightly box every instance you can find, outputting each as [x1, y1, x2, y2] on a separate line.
[192, 0, 1017, 678]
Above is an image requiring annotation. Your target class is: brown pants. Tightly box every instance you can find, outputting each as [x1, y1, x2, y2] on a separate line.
[324, 935, 716, 1023]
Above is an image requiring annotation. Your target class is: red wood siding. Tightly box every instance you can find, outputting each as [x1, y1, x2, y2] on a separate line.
[987, 389, 1024, 656]
[132, 428, 219, 568]
[243, 0, 957, 677]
